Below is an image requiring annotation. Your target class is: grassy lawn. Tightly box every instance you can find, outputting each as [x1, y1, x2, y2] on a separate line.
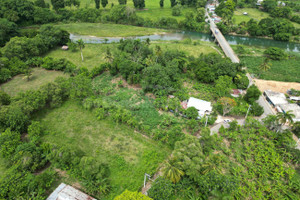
[241, 53, 300, 82]
[0, 68, 68, 96]
[46, 43, 118, 69]
[55, 23, 168, 37]
[46, 41, 221, 70]
[152, 41, 220, 57]
[233, 8, 300, 28]
[37, 100, 170, 199]
[43, 0, 191, 21]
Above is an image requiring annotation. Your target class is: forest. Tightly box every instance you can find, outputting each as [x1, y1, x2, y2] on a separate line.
[0, 0, 300, 199]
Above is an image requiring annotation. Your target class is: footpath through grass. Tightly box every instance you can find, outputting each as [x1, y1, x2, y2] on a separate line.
[37, 100, 170, 199]
[0, 68, 68, 96]
[55, 23, 168, 37]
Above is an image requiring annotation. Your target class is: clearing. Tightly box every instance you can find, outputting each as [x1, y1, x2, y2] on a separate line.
[46, 41, 221, 69]
[55, 23, 168, 37]
[0, 68, 68, 96]
[233, 8, 300, 29]
[37, 100, 170, 199]
[254, 79, 300, 93]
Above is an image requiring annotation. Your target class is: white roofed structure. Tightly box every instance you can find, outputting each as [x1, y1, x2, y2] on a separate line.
[47, 183, 96, 200]
[264, 90, 288, 106]
[279, 104, 300, 122]
[187, 97, 212, 117]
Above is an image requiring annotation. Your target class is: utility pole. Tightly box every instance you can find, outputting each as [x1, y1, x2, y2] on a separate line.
[144, 173, 151, 187]
[245, 105, 251, 120]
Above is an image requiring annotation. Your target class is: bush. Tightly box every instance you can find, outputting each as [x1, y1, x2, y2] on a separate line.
[148, 177, 174, 200]
[244, 85, 261, 104]
[172, 5, 182, 16]
[250, 102, 264, 116]
[185, 107, 199, 119]
[264, 47, 287, 61]
[74, 8, 102, 22]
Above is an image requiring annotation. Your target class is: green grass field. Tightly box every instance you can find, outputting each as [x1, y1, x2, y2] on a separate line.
[46, 41, 220, 70]
[233, 8, 300, 28]
[241, 53, 300, 82]
[0, 68, 68, 96]
[42, 0, 192, 21]
[55, 23, 168, 37]
[37, 100, 170, 198]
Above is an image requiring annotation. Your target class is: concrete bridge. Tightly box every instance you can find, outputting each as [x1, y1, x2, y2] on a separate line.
[207, 15, 240, 63]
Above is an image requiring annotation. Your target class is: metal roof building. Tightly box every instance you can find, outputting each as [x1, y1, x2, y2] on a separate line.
[187, 97, 212, 117]
[279, 104, 300, 122]
[264, 90, 288, 106]
[47, 183, 96, 200]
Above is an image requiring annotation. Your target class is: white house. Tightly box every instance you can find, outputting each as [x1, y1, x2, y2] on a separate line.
[279, 104, 300, 122]
[47, 183, 96, 200]
[264, 90, 288, 107]
[187, 97, 212, 117]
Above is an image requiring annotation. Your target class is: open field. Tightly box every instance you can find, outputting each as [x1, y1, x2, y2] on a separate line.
[42, 0, 191, 21]
[0, 68, 68, 96]
[46, 41, 220, 70]
[55, 23, 168, 37]
[233, 8, 270, 24]
[241, 54, 300, 82]
[46, 43, 118, 69]
[37, 100, 170, 198]
[233, 8, 300, 28]
[254, 79, 300, 93]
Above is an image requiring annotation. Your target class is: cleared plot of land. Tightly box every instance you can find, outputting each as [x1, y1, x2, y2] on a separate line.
[153, 41, 220, 57]
[241, 54, 300, 83]
[55, 23, 168, 37]
[46, 43, 118, 69]
[233, 8, 300, 28]
[254, 79, 300, 93]
[0, 68, 68, 96]
[46, 41, 220, 70]
[38, 101, 169, 198]
[233, 8, 270, 24]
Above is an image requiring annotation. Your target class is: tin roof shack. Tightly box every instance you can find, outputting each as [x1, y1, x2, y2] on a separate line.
[187, 97, 212, 117]
[279, 104, 300, 122]
[62, 45, 69, 50]
[264, 90, 288, 107]
[47, 183, 96, 200]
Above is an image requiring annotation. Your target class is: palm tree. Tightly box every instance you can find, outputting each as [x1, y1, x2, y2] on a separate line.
[259, 58, 272, 76]
[162, 157, 184, 184]
[77, 39, 85, 62]
[276, 111, 295, 126]
[201, 154, 223, 175]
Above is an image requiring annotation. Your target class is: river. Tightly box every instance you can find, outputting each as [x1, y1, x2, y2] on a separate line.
[70, 31, 300, 52]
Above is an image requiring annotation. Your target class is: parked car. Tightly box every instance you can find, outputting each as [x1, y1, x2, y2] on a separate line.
[224, 119, 231, 123]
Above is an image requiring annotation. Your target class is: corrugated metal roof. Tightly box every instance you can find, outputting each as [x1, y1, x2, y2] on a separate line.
[47, 183, 97, 200]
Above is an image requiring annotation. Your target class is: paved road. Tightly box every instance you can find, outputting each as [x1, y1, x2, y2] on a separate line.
[206, 13, 240, 63]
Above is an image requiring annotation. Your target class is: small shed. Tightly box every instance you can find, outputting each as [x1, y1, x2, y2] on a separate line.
[243, 12, 248, 15]
[62, 45, 69, 50]
[187, 97, 212, 117]
[47, 183, 96, 200]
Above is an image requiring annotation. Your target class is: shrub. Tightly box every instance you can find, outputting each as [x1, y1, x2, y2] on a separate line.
[172, 5, 182, 16]
[185, 107, 199, 119]
[244, 85, 261, 104]
[148, 177, 174, 200]
[250, 102, 264, 116]
[264, 47, 287, 61]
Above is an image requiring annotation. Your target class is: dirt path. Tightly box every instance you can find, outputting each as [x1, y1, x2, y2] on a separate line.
[141, 169, 162, 195]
